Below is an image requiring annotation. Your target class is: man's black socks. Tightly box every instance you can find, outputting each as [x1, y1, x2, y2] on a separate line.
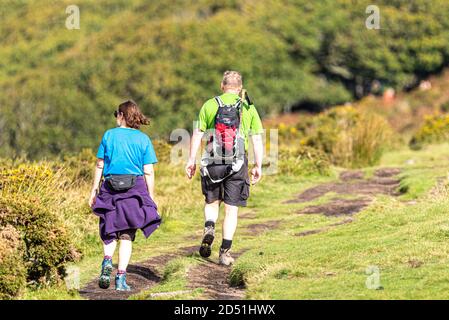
[221, 239, 232, 250]
[205, 220, 215, 228]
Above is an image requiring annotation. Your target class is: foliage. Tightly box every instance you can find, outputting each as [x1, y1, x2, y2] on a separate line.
[152, 140, 173, 164]
[278, 146, 331, 176]
[300, 106, 393, 168]
[1, 0, 449, 157]
[0, 163, 81, 298]
[410, 114, 449, 149]
[62, 148, 97, 181]
[0, 225, 27, 300]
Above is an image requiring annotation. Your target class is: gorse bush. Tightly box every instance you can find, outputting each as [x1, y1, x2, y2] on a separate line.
[278, 146, 331, 176]
[410, 114, 449, 149]
[301, 106, 393, 168]
[63, 148, 97, 182]
[0, 225, 27, 300]
[0, 163, 81, 298]
[0, 195, 76, 285]
[0, 164, 54, 194]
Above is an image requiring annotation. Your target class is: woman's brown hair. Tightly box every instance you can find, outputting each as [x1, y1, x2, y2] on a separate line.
[116, 100, 149, 129]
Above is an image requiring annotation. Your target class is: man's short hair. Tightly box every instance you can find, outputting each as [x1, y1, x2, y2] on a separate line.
[222, 70, 242, 88]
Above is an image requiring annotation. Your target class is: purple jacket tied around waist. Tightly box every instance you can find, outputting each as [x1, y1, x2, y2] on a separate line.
[92, 176, 161, 244]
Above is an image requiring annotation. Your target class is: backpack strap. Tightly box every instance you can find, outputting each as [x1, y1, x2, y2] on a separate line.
[214, 96, 224, 108]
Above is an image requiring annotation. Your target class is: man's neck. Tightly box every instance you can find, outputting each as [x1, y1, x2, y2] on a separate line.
[223, 90, 240, 95]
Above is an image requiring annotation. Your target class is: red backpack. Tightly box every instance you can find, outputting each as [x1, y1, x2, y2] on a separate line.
[201, 95, 246, 183]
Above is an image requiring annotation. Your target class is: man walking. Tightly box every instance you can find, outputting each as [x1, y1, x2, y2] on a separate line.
[185, 70, 264, 265]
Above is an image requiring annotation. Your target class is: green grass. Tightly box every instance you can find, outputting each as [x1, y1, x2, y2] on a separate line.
[22, 143, 449, 299]
[228, 143, 449, 299]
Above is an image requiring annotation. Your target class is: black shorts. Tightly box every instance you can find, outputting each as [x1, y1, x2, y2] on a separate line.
[115, 229, 136, 242]
[201, 157, 250, 207]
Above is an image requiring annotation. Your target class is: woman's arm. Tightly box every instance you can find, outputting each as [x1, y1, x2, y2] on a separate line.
[143, 164, 155, 200]
[88, 158, 104, 207]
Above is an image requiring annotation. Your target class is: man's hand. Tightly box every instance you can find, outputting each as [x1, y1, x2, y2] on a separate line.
[185, 159, 197, 179]
[251, 166, 262, 185]
[88, 188, 98, 207]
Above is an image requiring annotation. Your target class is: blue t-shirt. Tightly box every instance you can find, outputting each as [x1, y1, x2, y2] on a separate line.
[96, 127, 157, 176]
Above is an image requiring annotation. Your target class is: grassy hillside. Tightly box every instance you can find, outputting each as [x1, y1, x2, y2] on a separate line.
[2, 0, 449, 157]
[5, 142, 448, 300]
[3, 0, 449, 301]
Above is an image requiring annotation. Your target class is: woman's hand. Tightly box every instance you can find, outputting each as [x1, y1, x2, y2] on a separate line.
[88, 188, 98, 207]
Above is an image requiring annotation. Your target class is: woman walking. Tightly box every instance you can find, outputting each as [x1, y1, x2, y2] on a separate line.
[88, 100, 161, 291]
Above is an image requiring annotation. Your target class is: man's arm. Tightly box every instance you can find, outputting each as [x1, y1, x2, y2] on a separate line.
[251, 134, 263, 184]
[185, 128, 204, 179]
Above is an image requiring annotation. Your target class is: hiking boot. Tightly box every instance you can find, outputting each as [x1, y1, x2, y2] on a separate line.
[115, 273, 131, 291]
[219, 248, 235, 266]
[199, 226, 215, 258]
[98, 258, 113, 289]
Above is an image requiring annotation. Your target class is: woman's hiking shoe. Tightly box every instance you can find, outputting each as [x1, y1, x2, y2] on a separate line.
[219, 248, 235, 266]
[115, 273, 131, 291]
[98, 258, 113, 289]
[199, 226, 215, 258]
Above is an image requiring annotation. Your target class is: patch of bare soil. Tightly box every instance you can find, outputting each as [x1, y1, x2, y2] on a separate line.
[340, 170, 365, 181]
[287, 168, 402, 236]
[374, 168, 401, 178]
[299, 197, 373, 216]
[79, 245, 197, 300]
[239, 211, 258, 220]
[187, 252, 245, 300]
[286, 168, 402, 204]
[296, 218, 353, 237]
[244, 220, 281, 236]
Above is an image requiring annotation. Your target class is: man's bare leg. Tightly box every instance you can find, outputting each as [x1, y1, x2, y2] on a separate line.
[219, 204, 238, 265]
[204, 200, 219, 224]
[223, 204, 238, 240]
[200, 200, 220, 258]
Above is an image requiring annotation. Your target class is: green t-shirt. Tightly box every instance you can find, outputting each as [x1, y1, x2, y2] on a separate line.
[197, 92, 264, 150]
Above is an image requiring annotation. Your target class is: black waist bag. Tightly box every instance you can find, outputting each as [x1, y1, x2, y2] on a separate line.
[105, 174, 137, 191]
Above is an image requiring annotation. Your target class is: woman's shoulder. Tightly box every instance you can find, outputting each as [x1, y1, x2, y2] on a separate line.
[101, 128, 116, 139]
[129, 130, 152, 144]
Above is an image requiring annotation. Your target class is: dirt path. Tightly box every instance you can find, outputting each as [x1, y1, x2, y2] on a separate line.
[79, 246, 197, 300]
[290, 168, 403, 237]
[187, 252, 246, 300]
[286, 168, 402, 205]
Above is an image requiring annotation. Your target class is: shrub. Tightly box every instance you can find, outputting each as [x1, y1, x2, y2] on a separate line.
[62, 148, 97, 181]
[410, 114, 449, 149]
[0, 195, 76, 286]
[152, 139, 172, 164]
[0, 164, 53, 194]
[278, 146, 331, 176]
[301, 106, 393, 168]
[0, 225, 27, 300]
[0, 163, 80, 297]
